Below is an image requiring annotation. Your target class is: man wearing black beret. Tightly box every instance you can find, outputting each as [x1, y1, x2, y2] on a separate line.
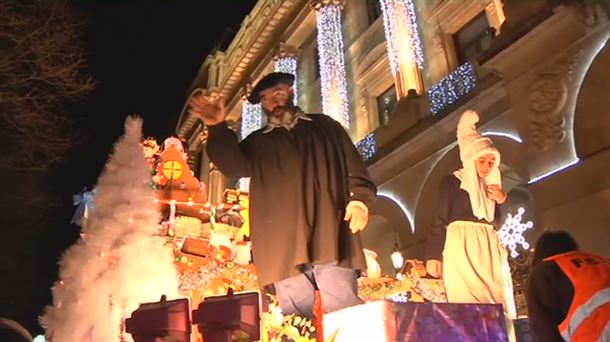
[189, 72, 377, 319]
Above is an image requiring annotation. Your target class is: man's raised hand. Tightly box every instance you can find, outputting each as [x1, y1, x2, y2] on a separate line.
[189, 90, 227, 126]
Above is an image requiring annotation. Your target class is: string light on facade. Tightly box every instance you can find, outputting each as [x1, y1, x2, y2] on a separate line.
[380, 0, 424, 72]
[274, 43, 299, 105]
[313, 1, 350, 129]
[528, 158, 580, 184]
[482, 131, 524, 144]
[378, 191, 415, 233]
[275, 57, 298, 104]
[355, 132, 377, 161]
[239, 95, 261, 192]
[238, 91, 263, 192]
[427, 62, 478, 115]
[241, 100, 263, 140]
[274, 57, 297, 76]
[498, 207, 534, 258]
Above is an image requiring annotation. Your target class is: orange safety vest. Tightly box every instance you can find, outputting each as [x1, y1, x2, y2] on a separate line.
[545, 251, 610, 342]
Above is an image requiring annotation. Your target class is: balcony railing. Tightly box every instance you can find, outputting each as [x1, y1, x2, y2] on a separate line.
[356, 62, 478, 163]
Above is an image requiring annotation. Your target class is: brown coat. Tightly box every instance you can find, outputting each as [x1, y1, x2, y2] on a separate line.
[207, 113, 377, 286]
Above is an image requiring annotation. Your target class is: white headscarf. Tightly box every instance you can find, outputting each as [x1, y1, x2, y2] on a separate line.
[453, 110, 501, 223]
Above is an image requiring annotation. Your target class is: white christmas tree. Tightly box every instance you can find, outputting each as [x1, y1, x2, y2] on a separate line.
[41, 117, 180, 342]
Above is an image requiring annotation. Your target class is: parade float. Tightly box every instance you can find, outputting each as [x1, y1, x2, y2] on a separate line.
[42, 118, 534, 342]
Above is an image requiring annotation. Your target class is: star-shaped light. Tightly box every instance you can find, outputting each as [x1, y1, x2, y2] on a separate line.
[498, 207, 534, 258]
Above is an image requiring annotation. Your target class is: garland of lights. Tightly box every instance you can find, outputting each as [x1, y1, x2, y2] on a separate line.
[275, 56, 298, 105]
[358, 277, 414, 302]
[261, 302, 317, 342]
[357, 271, 446, 303]
[427, 62, 478, 115]
[355, 132, 377, 161]
[380, 0, 424, 73]
[315, 3, 350, 129]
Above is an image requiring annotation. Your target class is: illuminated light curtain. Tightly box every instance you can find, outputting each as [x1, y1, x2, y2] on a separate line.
[240, 99, 263, 140]
[312, 0, 350, 129]
[239, 96, 262, 192]
[380, 0, 425, 97]
[274, 45, 299, 105]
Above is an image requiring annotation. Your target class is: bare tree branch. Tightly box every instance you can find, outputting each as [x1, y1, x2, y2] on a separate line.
[0, 0, 95, 171]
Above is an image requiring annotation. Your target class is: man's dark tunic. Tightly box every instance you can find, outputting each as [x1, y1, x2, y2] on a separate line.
[207, 113, 377, 286]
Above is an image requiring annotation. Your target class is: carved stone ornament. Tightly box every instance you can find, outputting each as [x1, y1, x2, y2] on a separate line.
[528, 74, 567, 114]
[529, 113, 566, 151]
[572, 1, 608, 27]
[528, 75, 567, 151]
[359, 89, 369, 117]
[309, 0, 345, 11]
[432, 29, 446, 53]
[527, 49, 583, 151]
[240, 82, 253, 100]
[273, 41, 300, 60]
[200, 127, 209, 145]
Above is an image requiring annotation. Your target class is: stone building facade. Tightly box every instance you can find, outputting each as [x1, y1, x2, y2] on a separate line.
[176, 0, 610, 274]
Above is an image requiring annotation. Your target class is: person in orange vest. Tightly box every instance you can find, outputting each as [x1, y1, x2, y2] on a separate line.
[526, 230, 610, 341]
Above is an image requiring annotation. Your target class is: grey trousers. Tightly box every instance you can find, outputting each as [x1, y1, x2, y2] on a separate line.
[274, 263, 363, 319]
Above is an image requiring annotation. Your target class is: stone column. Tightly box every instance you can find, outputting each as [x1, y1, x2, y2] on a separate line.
[274, 41, 300, 105]
[379, 0, 425, 98]
[238, 86, 261, 192]
[208, 162, 229, 205]
[310, 0, 350, 129]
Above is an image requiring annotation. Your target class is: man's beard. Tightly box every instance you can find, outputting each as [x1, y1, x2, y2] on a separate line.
[271, 104, 295, 117]
[263, 94, 296, 118]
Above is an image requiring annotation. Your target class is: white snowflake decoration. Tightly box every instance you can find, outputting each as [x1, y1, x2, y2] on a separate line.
[499, 207, 534, 258]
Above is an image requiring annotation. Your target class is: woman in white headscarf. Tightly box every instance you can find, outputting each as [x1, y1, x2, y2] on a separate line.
[425, 110, 516, 329]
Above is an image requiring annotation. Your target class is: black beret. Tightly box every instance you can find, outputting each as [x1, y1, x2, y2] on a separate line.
[247, 72, 295, 104]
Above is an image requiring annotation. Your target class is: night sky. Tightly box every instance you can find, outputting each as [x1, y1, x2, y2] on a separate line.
[65, 0, 257, 191]
[3, 0, 257, 336]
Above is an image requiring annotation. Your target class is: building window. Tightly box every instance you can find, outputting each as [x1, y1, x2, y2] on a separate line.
[366, 0, 383, 25]
[377, 85, 397, 126]
[453, 12, 495, 64]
